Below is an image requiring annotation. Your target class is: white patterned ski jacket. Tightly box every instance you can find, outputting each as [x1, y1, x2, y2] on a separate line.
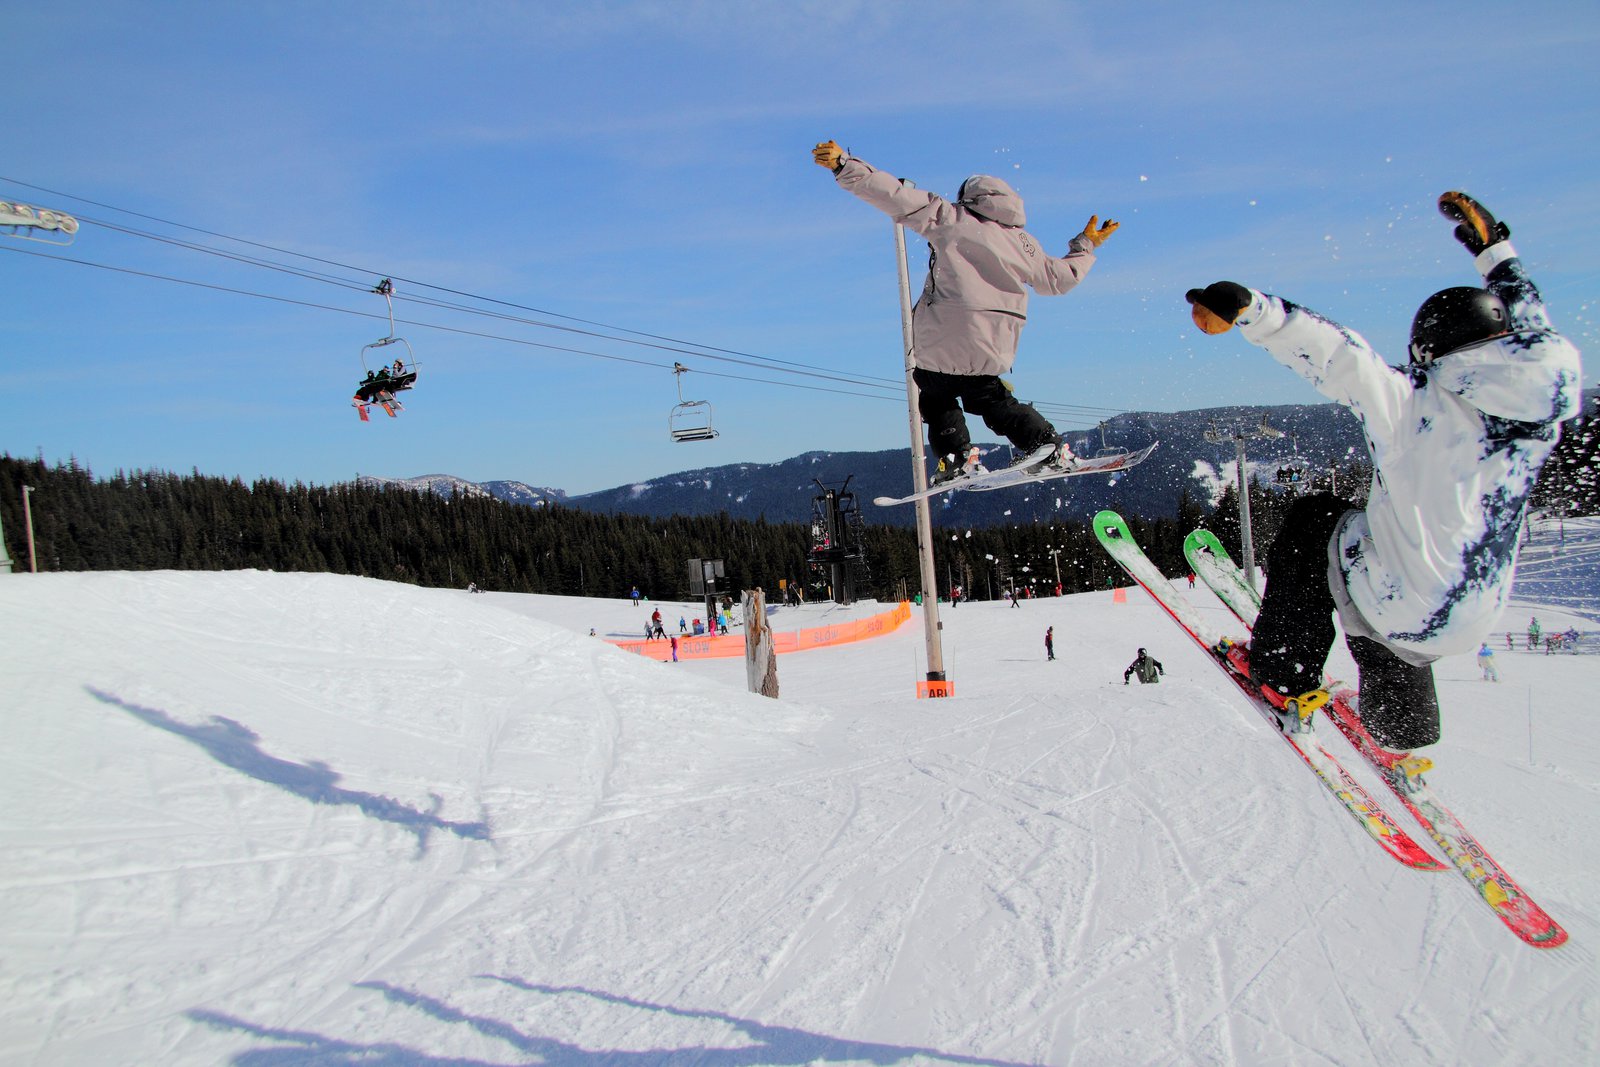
[833, 155, 1097, 376]
[1235, 242, 1582, 662]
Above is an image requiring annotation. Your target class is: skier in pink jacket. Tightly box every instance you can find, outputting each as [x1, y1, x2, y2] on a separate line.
[814, 140, 1118, 484]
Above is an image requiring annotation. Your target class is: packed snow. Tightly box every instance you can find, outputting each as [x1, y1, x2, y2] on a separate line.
[2, 519, 1597, 1065]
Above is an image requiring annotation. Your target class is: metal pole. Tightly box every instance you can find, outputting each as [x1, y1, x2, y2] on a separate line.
[893, 189, 948, 694]
[21, 485, 37, 573]
[0, 486, 12, 574]
[1236, 435, 1258, 588]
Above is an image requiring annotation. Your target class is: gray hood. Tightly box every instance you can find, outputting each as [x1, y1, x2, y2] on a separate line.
[957, 175, 1026, 227]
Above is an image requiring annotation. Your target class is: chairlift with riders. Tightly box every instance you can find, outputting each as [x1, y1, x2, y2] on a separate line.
[352, 278, 419, 421]
[669, 362, 719, 442]
[1275, 433, 1311, 489]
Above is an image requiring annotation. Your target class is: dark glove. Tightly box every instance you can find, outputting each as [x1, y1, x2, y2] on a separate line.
[813, 140, 845, 171]
[1439, 191, 1510, 255]
[1185, 281, 1251, 335]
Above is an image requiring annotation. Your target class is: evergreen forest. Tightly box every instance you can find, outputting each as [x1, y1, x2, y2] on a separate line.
[2, 401, 1594, 604]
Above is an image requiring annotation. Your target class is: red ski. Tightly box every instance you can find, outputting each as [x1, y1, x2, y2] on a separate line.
[1183, 526, 1569, 948]
[1094, 511, 1444, 871]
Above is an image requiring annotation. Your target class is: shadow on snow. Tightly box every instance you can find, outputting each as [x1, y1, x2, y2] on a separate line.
[88, 686, 490, 852]
[190, 978, 1033, 1066]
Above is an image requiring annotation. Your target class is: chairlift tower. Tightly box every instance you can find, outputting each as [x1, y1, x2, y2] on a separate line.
[808, 478, 870, 605]
[1204, 414, 1282, 589]
[687, 557, 726, 635]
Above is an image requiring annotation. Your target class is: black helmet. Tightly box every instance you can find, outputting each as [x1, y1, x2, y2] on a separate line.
[1409, 286, 1509, 364]
[1137, 647, 1146, 656]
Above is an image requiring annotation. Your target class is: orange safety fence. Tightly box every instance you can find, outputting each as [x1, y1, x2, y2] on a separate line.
[612, 601, 912, 662]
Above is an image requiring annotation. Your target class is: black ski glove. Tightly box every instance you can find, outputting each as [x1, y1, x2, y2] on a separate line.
[1439, 191, 1510, 255]
[1185, 281, 1252, 335]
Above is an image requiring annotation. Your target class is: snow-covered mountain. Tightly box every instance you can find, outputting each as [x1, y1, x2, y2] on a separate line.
[358, 472, 567, 507]
[397, 402, 1374, 526]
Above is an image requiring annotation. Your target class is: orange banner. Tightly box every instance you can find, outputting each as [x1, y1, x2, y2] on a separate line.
[613, 601, 911, 662]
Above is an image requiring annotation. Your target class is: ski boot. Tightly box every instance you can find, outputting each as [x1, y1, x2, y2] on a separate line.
[1325, 693, 1431, 790]
[931, 446, 983, 487]
[1279, 688, 1329, 736]
[1384, 754, 1433, 796]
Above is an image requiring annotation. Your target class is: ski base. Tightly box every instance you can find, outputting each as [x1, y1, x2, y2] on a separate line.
[875, 442, 1156, 506]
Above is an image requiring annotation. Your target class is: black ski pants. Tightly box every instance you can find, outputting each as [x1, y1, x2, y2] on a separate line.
[1252, 492, 1440, 750]
[912, 369, 1056, 460]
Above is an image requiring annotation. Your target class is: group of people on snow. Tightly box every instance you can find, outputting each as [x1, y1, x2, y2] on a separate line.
[815, 142, 1580, 758]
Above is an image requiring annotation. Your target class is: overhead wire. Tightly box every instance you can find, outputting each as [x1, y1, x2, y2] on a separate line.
[0, 174, 1130, 423]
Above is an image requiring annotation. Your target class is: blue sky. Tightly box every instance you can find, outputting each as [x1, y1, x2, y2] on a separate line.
[3, 1, 1596, 495]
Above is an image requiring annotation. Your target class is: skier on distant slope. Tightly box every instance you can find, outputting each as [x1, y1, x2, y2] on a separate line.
[1124, 648, 1163, 684]
[812, 139, 1118, 485]
[1184, 192, 1582, 756]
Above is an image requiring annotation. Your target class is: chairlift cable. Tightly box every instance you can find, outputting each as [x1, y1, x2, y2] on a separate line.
[0, 177, 1130, 419]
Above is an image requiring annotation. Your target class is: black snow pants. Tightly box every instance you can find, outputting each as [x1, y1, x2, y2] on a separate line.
[912, 368, 1056, 460]
[1252, 493, 1440, 750]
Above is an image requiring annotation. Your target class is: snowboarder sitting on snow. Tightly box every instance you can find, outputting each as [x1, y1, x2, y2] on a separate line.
[1124, 648, 1163, 684]
[1184, 192, 1581, 755]
[813, 139, 1118, 484]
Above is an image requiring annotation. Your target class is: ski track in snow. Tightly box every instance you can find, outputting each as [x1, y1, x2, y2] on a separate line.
[1, 515, 1597, 1064]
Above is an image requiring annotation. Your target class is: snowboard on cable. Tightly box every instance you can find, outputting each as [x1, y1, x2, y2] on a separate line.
[1092, 511, 1444, 871]
[1182, 527, 1569, 948]
[874, 441, 1156, 507]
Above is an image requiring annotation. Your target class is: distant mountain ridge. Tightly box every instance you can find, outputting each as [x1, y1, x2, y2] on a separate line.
[376, 390, 1596, 528]
[373, 402, 1371, 527]
[357, 473, 568, 508]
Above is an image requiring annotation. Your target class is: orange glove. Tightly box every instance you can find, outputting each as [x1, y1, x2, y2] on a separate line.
[1079, 215, 1120, 247]
[812, 140, 844, 170]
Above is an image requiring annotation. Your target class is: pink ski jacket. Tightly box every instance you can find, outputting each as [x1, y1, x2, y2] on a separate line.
[834, 155, 1097, 377]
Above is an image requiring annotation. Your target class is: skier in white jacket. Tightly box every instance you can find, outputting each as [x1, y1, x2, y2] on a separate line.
[1185, 192, 1581, 755]
[813, 140, 1118, 483]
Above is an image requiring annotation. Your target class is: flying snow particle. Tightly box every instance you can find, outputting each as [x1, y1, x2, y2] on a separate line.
[1140, 175, 1149, 182]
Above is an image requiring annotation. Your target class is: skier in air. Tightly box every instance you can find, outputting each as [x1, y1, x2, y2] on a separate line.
[1184, 192, 1582, 754]
[812, 140, 1118, 484]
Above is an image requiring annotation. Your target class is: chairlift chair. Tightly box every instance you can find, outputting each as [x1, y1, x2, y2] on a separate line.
[1275, 433, 1311, 489]
[1092, 420, 1121, 458]
[352, 279, 419, 420]
[669, 362, 719, 442]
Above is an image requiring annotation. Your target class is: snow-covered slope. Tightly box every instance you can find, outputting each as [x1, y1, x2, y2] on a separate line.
[2, 537, 1596, 1063]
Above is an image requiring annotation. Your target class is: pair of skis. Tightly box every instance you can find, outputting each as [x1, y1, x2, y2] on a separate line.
[353, 393, 401, 421]
[873, 442, 1157, 507]
[1093, 512, 1566, 949]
